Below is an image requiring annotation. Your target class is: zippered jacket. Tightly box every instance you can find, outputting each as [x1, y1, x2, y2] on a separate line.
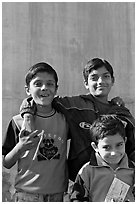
[70, 153, 135, 202]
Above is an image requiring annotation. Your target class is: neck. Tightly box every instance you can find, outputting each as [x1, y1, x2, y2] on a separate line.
[94, 96, 109, 104]
[36, 104, 53, 114]
[109, 163, 119, 170]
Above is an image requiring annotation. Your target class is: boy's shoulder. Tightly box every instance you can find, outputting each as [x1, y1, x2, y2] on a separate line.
[128, 159, 135, 169]
[79, 153, 98, 175]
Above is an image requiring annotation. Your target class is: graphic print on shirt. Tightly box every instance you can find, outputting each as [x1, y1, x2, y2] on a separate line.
[37, 133, 63, 161]
[79, 122, 92, 129]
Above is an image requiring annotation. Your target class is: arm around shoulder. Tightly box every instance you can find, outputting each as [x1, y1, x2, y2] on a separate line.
[20, 97, 36, 117]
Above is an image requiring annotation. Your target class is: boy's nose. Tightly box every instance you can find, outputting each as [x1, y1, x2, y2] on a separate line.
[41, 84, 47, 90]
[110, 151, 116, 156]
[98, 77, 103, 83]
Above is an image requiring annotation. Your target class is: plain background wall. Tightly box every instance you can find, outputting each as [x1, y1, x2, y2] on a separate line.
[2, 2, 135, 200]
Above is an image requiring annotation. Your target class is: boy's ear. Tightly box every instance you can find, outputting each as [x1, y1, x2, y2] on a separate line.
[25, 85, 31, 96]
[124, 137, 127, 143]
[84, 81, 89, 90]
[112, 77, 115, 85]
[55, 85, 58, 93]
[91, 142, 98, 152]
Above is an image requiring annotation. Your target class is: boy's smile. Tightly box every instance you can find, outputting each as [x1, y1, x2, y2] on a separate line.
[26, 72, 57, 113]
[85, 66, 114, 103]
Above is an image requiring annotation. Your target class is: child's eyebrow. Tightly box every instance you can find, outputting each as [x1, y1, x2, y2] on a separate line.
[116, 141, 124, 144]
[90, 73, 97, 76]
[102, 144, 110, 147]
[103, 72, 111, 75]
[90, 71, 110, 76]
[47, 80, 56, 83]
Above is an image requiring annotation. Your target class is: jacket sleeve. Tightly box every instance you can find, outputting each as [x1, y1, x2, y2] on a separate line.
[70, 167, 90, 202]
[125, 122, 135, 162]
[20, 97, 37, 117]
[108, 106, 135, 162]
[19, 96, 65, 117]
[116, 113, 135, 162]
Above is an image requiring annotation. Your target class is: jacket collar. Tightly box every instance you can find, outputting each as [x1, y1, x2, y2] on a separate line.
[89, 152, 130, 169]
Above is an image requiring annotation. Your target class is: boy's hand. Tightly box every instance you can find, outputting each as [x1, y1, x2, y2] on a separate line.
[17, 129, 40, 153]
[111, 97, 125, 107]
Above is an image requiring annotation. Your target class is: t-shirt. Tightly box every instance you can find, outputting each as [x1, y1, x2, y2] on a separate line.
[2, 110, 68, 194]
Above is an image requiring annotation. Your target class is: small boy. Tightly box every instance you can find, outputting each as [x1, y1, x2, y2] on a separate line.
[20, 58, 135, 182]
[2, 62, 68, 202]
[70, 115, 135, 202]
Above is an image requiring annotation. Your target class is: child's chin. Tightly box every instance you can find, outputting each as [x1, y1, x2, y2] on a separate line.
[37, 102, 49, 107]
[109, 158, 121, 164]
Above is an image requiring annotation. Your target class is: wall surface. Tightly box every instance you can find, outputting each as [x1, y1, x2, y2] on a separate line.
[2, 2, 135, 201]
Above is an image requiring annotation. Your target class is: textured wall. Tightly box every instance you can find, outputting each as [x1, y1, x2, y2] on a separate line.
[2, 2, 135, 201]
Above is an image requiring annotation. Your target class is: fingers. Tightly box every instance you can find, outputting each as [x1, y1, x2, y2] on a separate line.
[111, 97, 125, 107]
[19, 129, 44, 151]
[28, 130, 40, 138]
[19, 128, 28, 138]
[37, 130, 44, 138]
[25, 130, 44, 145]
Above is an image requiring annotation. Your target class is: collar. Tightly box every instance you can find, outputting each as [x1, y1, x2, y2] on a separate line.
[89, 152, 130, 169]
[36, 109, 56, 118]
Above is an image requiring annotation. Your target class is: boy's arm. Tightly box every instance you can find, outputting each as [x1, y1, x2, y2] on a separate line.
[3, 140, 23, 169]
[19, 96, 125, 133]
[70, 173, 89, 202]
[20, 96, 36, 117]
[3, 124, 40, 169]
[20, 96, 125, 117]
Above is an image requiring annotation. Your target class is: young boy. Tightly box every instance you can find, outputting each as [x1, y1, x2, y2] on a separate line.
[20, 58, 135, 182]
[70, 115, 135, 202]
[2, 62, 68, 202]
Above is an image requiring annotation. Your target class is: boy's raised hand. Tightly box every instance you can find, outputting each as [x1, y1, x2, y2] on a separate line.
[18, 129, 41, 153]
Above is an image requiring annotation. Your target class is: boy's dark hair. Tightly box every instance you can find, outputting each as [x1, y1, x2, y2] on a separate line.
[25, 62, 58, 87]
[83, 58, 114, 83]
[90, 114, 126, 145]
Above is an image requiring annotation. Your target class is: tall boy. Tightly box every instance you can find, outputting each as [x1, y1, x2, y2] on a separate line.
[70, 115, 135, 202]
[20, 58, 135, 181]
[2, 62, 68, 202]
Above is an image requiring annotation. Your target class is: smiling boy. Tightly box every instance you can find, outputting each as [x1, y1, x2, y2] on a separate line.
[2, 63, 68, 202]
[84, 65, 114, 104]
[70, 115, 135, 202]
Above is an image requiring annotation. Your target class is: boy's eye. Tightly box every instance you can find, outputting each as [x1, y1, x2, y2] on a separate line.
[33, 81, 55, 87]
[104, 74, 111, 78]
[117, 142, 124, 147]
[34, 81, 42, 86]
[47, 82, 55, 87]
[103, 145, 110, 150]
[90, 75, 98, 81]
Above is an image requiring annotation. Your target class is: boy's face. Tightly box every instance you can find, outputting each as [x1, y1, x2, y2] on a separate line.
[26, 72, 57, 109]
[85, 66, 114, 101]
[92, 133, 126, 167]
